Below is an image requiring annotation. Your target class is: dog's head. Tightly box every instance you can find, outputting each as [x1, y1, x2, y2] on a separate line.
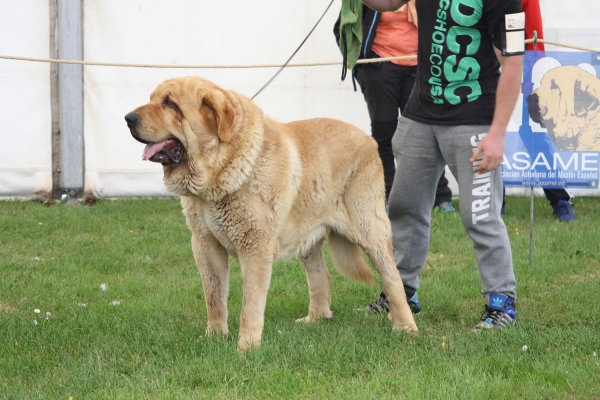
[125, 76, 235, 164]
[125, 76, 265, 199]
[527, 66, 600, 151]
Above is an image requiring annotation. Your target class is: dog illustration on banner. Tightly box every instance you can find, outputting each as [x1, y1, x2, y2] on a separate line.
[527, 63, 600, 151]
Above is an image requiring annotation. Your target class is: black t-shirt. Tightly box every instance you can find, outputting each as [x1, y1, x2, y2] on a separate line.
[403, 0, 523, 126]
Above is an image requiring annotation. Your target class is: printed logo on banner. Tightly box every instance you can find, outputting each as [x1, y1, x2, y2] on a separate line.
[503, 51, 600, 189]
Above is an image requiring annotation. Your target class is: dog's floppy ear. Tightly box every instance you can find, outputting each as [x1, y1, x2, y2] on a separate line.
[573, 78, 600, 118]
[201, 89, 235, 143]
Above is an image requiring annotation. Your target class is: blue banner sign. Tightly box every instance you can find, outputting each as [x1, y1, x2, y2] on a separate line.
[502, 51, 600, 189]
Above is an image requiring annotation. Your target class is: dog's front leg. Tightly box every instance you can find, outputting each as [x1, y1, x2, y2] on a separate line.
[191, 232, 230, 338]
[237, 252, 274, 351]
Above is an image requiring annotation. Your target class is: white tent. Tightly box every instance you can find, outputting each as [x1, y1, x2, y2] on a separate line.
[1, 0, 599, 198]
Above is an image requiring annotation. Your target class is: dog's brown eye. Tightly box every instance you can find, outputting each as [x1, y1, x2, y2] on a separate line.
[163, 98, 181, 114]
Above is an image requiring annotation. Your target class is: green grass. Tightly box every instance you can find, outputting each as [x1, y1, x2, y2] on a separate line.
[0, 196, 599, 399]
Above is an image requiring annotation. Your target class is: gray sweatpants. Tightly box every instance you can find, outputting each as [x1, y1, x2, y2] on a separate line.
[388, 118, 516, 299]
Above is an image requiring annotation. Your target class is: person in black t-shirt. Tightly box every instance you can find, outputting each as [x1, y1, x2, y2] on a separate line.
[333, 4, 456, 212]
[363, 0, 522, 329]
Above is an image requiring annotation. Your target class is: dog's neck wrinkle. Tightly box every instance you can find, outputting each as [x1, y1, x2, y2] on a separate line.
[216, 121, 264, 193]
[193, 100, 266, 202]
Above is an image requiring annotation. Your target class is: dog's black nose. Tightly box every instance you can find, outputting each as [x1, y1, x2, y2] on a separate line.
[526, 93, 545, 127]
[125, 112, 139, 128]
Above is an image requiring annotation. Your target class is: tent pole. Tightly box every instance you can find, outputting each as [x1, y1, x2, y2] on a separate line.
[58, 0, 84, 205]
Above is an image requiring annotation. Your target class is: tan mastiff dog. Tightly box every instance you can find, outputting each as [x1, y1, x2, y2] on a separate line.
[528, 65, 600, 151]
[125, 76, 417, 351]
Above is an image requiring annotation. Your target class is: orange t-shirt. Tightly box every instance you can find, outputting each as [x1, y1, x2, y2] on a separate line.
[371, 8, 418, 67]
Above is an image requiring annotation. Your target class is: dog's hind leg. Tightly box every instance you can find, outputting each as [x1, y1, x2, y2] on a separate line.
[342, 160, 417, 333]
[296, 238, 334, 322]
[191, 232, 230, 338]
[362, 238, 418, 334]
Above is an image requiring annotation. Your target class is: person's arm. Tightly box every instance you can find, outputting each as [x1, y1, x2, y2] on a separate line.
[470, 48, 523, 173]
[362, 0, 408, 12]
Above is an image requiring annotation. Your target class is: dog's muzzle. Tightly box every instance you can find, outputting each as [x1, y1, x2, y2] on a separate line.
[526, 93, 546, 128]
[125, 112, 139, 129]
[125, 112, 184, 164]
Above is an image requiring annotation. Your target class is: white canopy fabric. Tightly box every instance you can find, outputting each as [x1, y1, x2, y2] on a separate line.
[0, 1, 52, 197]
[1, 0, 599, 198]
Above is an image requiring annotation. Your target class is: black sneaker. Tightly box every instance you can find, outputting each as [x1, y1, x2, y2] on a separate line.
[368, 293, 389, 314]
[407, 292, 421, 315]
[368, 292, 421, 315]
[474, 293, 516, 330]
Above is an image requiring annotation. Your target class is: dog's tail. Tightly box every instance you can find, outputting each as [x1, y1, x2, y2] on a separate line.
[327, 232, 374, 284]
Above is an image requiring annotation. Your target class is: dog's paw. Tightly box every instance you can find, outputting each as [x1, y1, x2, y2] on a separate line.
[206, 325, 228, 338]
[295, 311, 334, 323]
[237, 336, 261, 352]
[393, 323, 419, 336]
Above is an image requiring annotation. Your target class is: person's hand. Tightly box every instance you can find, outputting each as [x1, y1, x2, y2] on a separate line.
[470, 132, 505, 174]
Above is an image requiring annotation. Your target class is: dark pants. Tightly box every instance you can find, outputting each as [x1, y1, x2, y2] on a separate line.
[542, 189, 571, 206]
[354, 61, 452, 204]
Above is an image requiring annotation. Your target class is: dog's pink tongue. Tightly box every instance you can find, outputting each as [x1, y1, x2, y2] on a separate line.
[142, 142, 167, 161]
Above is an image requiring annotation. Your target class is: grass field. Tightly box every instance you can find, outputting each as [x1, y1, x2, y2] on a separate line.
[1, 196, 599, 399]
